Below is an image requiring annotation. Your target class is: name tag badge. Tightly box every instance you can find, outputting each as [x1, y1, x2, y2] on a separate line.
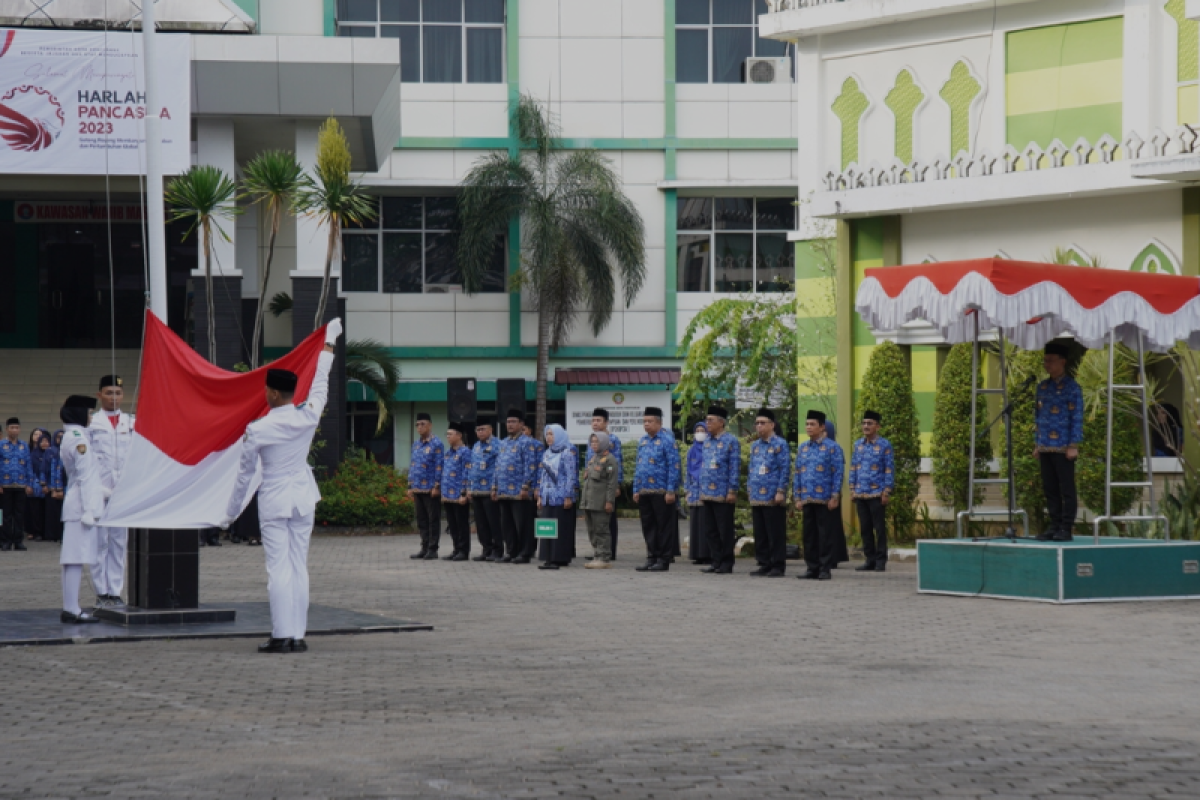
[759, 466, 768, 475]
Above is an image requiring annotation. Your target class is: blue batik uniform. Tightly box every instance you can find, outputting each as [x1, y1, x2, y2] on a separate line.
[698, 432, 740, 501]
[409, 436, 444, 493]
[849, 437, 895, 498]
[633, 429, 681, 495]
[440, 445, 471, 501]
[538, 445, 579, 506]
[526, 436, 546, 492]
[0, 439, 32, 489]
[469, 437, 500, 496]
[494, 433, 535, 499]
[588, 432, 623, 484]
[793, 437, 844, 505]
[1036, 375, 1084, 452]
[747, 435, 790, 505]
[47, 450, 64, 494]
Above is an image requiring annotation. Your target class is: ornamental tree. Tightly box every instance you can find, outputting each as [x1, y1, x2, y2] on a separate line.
[854, 341, 921, 539]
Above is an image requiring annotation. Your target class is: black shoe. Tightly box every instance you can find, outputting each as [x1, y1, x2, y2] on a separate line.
[0, 543, 10, 551]
[648, 561, 670, 572]
[441, 553, 457, 560]
[13, 542, 26, 551]
[472, 554, 490, 562]
[538, 562, 559, 570]
[818, 570, 831, 581]
[498, 555, 513, 563]
[1036, 529, 1056, 542]
[799, 570, 820, 580]
[854, 562, 876, 572]
[257, 637, 293, 654]
[713, 565, 732, 574]
[635, 560, 655, 572]
[208, 537, 222, 547]
[230, 535, 243, 544]
[511, 556, 531, 564]
[700, 566, 718, 574]
[423, 551, 439, 560]
[410, 550, 429, 559]
[692, 558, 712, 565]
[749, 566, 770, 577]
[291, 639, 308, 653]
[60, 610, 101, 624]
[450, 552, 468, 561]
[1051, 530, 1074, 542]
[249, 539, 262, 546]
[107, 595, 122, 605]
[765, 569, 785, 578]
[874, 562, 887, 572]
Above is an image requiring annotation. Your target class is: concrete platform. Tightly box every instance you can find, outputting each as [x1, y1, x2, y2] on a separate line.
[918, 536, 1200, 603]
[0, 602, 432, 646]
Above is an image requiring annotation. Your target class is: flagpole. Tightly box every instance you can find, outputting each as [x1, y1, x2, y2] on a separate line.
[141, 0, 168, 320]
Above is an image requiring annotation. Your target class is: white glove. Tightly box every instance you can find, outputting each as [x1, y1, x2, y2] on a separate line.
[218, 517, 235, 531]
[81, 513, 96, 527]
[325, 318, 342, 346]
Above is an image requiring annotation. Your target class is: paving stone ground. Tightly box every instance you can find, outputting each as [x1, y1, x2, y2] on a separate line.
[2, 522, 1199, 798]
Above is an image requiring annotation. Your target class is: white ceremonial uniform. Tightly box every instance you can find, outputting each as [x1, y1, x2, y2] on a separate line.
[226, 350, 334, 640]
[88, 409, 135, 598]
[60, 425, 104, 566]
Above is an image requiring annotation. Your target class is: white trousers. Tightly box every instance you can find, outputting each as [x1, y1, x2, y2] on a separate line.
[91, 526, 127, 597]
[260, 510, 314, 640]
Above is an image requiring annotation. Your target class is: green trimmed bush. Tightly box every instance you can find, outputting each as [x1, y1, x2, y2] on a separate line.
[316, 446, 414, 528]
[932, 343, 992, 511]
[854, 341, 921, 539]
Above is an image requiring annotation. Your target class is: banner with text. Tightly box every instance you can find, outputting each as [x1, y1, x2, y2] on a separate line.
[0, 27, 190, 175]
[565, 390, 673, 446]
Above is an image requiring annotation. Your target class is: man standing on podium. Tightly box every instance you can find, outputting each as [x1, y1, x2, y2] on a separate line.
[221, 320, 341, 654]
[1035, 342, 1083, 543]
[89, 375, 135, 607]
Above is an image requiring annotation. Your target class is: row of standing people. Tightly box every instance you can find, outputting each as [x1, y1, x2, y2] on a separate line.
[0, 423, 67, 549]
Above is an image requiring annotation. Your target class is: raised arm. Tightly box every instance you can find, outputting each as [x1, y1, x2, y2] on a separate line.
[224, 427, 260, 523]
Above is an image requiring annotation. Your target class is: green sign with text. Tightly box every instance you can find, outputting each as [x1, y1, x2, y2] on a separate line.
[535, 519, 558, 539]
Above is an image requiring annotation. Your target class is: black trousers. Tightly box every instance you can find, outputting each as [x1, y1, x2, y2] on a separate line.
[472, 495, 501, 556]
[802, 503, 837, 572]
[44, 496, 63, 542]
[497, 497, 527, 557]
[1, 488, 26, 546]
[701, 500, 736, 569]
[414, 492, 442, 552]
[637, 493, 676, 562]
[518, 499, 537, 557]
[609, 508, 619, 558]
[443, 501, 471, 555]
[751, 505, 788, 572]
[26, 496, 45, 538]
[855, 497, 887, 564]
[1040, 452, 1078, 533]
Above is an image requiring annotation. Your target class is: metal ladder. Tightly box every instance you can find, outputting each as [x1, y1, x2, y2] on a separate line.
[1091, 329, 1169, 542]
[956, 312, 1029, 538]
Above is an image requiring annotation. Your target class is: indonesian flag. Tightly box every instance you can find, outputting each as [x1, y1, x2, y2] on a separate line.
[100, 311, 331, 529]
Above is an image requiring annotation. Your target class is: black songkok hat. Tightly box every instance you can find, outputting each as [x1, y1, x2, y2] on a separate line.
[416, 412, 432, 422]
[475, 415, 495, 428]
[4, 417, 17, 427]
[266, 369, 298, 393]
[807, 409, 827, 424]
[506, 408, 525, 421]
[644, 406, 663, 418]
[98, 374, 123, 391]
[59, 396, 94, 427]
[1044, 342, 1069, 359]
[447, 421, 467, 435]
[863, 410, 882, 423]
[592, 408, 610, 420]
[756, 408, 775, 422]
[707, 405, 729, 420]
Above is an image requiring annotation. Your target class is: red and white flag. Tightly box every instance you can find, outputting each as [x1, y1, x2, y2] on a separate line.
[100, 311, 331, 529]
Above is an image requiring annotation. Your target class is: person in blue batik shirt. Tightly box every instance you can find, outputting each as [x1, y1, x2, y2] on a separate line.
[686, 421, 712, 565]
[520, 416, 544, 560]
[0, 417, 34, 551]
[1035, 342, 1084, 542]
[408, 412, 445, 560]
[27, 428, 51, 541]
[470, 416, 502, 561]
[793, 409, 844, 581]
[698, 405, 741, 574]
[44, 431, 66, 544]
[493, 409, 536, 563]
[632, 406, 682, 572]
[747, 408, 791, 577]
[536, 424, 578, 570]
[850, 410, 894, 572]
[439, 422, 473, 561]
[590, 408, 623, 559]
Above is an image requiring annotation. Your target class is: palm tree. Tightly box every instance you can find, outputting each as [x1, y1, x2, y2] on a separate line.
[165, 165, 239, 364]
[345, 339, 402, 434]
[457, 95, 647, 433]
[294, 117, 377, 330]
[242, 150, 303, 368]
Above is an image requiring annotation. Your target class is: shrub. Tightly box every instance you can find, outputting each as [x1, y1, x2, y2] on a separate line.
[854, 341, 921, 539]
[931, 343, 992, 511]
[316, 446, 414, 528]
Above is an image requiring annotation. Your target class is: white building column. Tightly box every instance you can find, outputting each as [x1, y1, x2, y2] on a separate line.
[1124, 0, 1156, 137]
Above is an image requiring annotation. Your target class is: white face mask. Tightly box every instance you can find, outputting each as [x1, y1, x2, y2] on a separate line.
[693, 431, 708, 443]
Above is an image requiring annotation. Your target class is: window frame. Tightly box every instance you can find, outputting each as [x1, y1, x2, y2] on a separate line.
[675, 195, 796, 294]
[674, 0, 795, 85]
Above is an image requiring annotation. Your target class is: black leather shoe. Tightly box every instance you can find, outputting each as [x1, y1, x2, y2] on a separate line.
[450, 552, 468, 561]
[13, 542, 26, 551]
[511, 556, 531, 564]
[0, 543, 10, 551]
[1036, 529, 1057, 542]
[291, 639, 308, 653]
[498, 555, 513, 563]
[538, 562, 559, 570]
[441, 553, 457, 560]
[692, 558, 713, 565]
[60, 610, 101, 624]
[472, 554, 490, 562]
[799, 570, 820, 580]
[648, 561, 670, 572]
[749, 566, 770, 577]
[257, 637, 293, 654]
[765, 569, 785, 578]
[818, 570, 831, 581]
[423, 551, 439, 560]
[700, 566, 718, 574]
[410, 550, 429, 559]
[854, 562, 876, 572]
[1051, 530, 1074, 542]
[713, 565, 732, 574]
[635, 560, 655, 572]
[874, 562, 887, 572]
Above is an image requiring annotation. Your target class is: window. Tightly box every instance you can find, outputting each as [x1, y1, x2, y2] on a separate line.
[342, 196, 506, 294]
[676, 197, 795, 293]
[676, 0, 793, 84]
[336, 0, 505, 83]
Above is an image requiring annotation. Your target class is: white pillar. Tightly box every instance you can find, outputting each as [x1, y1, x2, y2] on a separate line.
[193, 118, 241, 280]
[1123, 0, 1154, 138]
[795, 38, 825, 238]
[259, 0, 327, 36]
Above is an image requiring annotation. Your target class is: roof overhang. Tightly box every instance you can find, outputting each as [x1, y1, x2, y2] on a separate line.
[555, 368, 682, 387]
[0, 0, 255, 33]
[191, 35, 401, 173]
[759, 0, 1039, 40]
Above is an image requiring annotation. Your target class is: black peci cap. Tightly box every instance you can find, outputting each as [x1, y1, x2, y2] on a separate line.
[1044, 342, 1069, 359]
[863, 410, 882, 423]
[706, 405, 729, 420]
[266, 369, 298, 393]
[807, 409, 827, 424]
[4, 417, 17, 427]
[98, 374, 123, 391]
[592, 408, 609, 420]
[447, 421, 467, 435]
[416, 412, 432, 422]
[644, 406, 663, 418]
[756, 408, 775, 422]
[506, 408, 524, 421]
[475, 415, 495, 428]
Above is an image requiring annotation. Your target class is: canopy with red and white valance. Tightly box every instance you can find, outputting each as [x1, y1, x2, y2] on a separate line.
[853, 259, 1200, 352]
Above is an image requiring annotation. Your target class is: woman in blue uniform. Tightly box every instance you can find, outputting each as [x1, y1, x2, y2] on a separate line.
[536, 424, 578, 570]
[27, 429, 51, 541]
[686, 421, 711, 565]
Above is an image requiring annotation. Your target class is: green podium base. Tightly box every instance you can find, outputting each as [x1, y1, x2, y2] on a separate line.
[917, 537, 1200, 604]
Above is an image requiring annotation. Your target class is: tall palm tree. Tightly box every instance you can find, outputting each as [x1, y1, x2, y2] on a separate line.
[242, 150, 303, 368]
[345, 339, 402, 434]
[294, 117, 377, 330]
[165, 165, 239, 364]
[457, 95, 647, 433]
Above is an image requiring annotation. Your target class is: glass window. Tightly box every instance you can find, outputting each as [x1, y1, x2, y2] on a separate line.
[425, 196, 458, 229]
[676, 29, 709, 86]
[676, 196, 796, 293]
[713, 0, 753, 25]
[676, 0, 709, 24]
[383, 196, 422, 230]
[676, 0, 793, 84]
[383, 232, 424, 293]
[337, 0, 504, 83]
[342, 234, 380, 292]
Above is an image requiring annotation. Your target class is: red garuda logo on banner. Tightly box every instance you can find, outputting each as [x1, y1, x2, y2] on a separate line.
[0, 85, 64, 152]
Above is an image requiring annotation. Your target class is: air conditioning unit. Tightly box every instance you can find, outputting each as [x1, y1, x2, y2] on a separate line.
[425, 284, 463, 294]
[746, 57, 791, 84]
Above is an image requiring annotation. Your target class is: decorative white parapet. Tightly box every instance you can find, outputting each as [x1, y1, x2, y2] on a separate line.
[760, 0, 1040, 39]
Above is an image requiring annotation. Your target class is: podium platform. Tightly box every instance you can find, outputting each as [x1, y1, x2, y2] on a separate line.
[917, 537, 1200, 603]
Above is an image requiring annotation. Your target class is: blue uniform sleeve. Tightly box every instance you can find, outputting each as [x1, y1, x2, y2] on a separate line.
[831, 443, 845, 494]
[49, 455, 64, 493]
[433, 441, 445, 488]
[883, 443, 895, 492]
[1069, 381, 1084, 446]
[725, 436, 740, 494]
[792, 449, 802, 496]
[668, 439, 682, 494]
[567, 446, 579, 498]
[774, 441, 790, 496]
